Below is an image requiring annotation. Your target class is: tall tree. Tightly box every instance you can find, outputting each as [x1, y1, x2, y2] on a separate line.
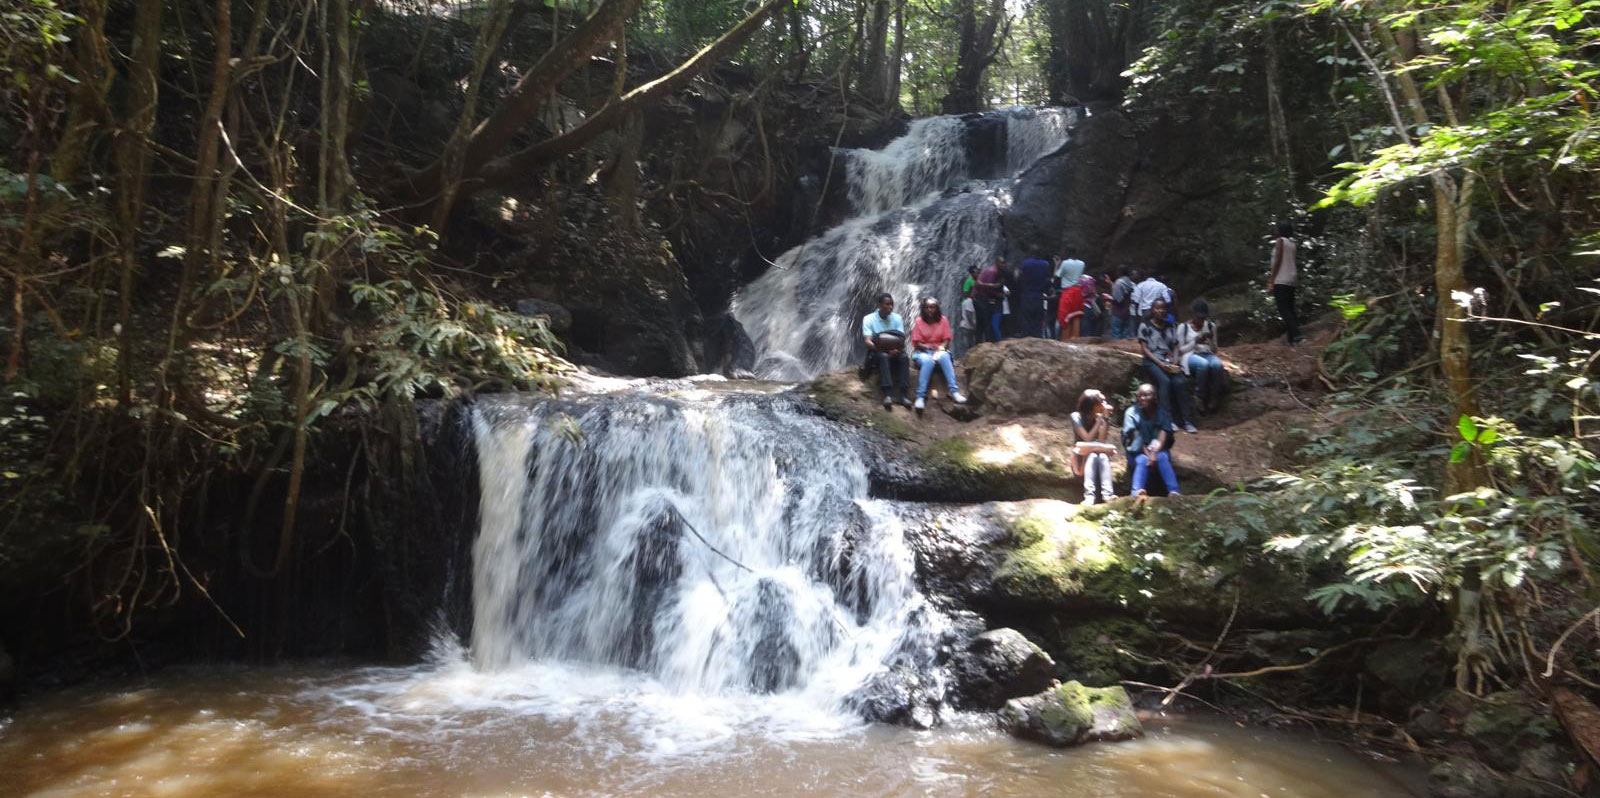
[1042, 0, 1148, 103]
[941, 0, 1008, 114]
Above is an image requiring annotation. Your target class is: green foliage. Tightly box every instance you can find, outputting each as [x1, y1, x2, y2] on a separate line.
[1315, 0, 1600, 208]
[1263, 382, 1598, 615]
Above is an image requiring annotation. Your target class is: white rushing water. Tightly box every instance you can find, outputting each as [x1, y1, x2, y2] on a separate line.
[732, 107, 1075, 381]
[468, 392, 947, 722]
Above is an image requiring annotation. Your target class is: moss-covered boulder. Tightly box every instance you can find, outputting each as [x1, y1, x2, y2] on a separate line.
[999, 681, 1144, 747]
[985, 499, 1324, 626]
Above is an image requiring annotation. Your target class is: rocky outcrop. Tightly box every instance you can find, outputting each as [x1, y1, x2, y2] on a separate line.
[961, 339, 1142, 418]
[999, 681, 1143, 747]
[947, 628, 1058, 710]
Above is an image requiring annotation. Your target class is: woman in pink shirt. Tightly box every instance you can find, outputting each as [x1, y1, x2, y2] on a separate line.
[910, 297, 968, 412]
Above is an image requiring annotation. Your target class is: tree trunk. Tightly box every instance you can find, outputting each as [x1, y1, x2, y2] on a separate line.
[859, 0, 892, 105]
[396, 0, 645, 215]
[432, 0, 517, 235]
[469, 0, 787, 199]
[1264, 18, 1294, 188]
[113, 0, 163, 407]
[52, 0, 113, 184]
[887, 1, 905, 110]
[942, 0, 1006, 114]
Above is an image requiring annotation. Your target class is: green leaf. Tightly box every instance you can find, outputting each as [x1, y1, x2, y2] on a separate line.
[1458, 415, 1478, 442]
[1450, 441, 1471, 464]
[1478, 428, 1500, 445]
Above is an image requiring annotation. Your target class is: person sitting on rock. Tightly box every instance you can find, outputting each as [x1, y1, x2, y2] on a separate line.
[1137, 299, 1197, 433]
[1072, 389, 1119, 505]
[1178, 299, 1225, 414]
[863, 293, 912, 408]
[910, 297, 969, 411]
[1122, 383, 1180, 497]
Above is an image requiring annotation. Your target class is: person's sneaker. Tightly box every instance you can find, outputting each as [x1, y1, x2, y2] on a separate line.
[882, 395, 893, 409]
[951, 391, 968, 404]
[1183, 422, 1199, 433]
[914, 397, 926, 411]
[899, 395, 914, 407]
[1082, 496, 1097, 506]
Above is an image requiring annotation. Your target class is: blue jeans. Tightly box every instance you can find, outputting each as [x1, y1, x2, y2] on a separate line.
[1143, 360, 1193, 426]
[1130, 450, 1180, 495]
[1109, 314, 1132, 339]
[913, 350, 960, 399]
[1186, 353, 1225, 407]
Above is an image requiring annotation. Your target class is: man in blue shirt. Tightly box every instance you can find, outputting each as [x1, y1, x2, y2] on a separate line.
[1018, 256, 1054, 338]
[1122, 383, 1180, 496]
[863, 293, 912, 408]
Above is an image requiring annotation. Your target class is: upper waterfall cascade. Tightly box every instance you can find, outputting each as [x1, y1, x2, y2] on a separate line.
[732, 107, 1075, 381]
[469, 392, 947, 716]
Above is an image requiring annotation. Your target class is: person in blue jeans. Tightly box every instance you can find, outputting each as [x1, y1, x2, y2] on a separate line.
[1177, 299, 1225, 414]
[1122, 383, 1180, 496]
[1136, 299, 1197, 433]
[1109, 267, 1136, 339]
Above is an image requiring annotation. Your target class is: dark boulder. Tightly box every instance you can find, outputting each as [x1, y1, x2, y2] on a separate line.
[515, 298, 574, 334]
[0, 636, 13, 705]
[961, 338, 1142, 417]
[947, 628, 1057, 710]
[703, 313, 757, 378]
[846, 665, 940, 729]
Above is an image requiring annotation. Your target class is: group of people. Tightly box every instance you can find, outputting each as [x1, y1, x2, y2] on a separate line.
[859, 221, 1305, 500]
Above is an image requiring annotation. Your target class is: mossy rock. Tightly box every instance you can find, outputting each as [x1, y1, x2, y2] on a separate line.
[907, 436, 1076, 502]
[999, 680, 1144, 747]
[985, 498, 1324, 626]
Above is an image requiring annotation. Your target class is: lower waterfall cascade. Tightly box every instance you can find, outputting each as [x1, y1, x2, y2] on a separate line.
[467, 391, 951, 720]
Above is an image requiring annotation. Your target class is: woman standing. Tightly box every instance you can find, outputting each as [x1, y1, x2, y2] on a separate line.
[1268, 220, 1301, 345]
[1072, 390, 1119, 505]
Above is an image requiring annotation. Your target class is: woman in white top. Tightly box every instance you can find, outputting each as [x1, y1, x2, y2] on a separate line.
[1177, 299, 1224, 414]
[1267, 219, 1301, 345]
[1071, 389, 1119, 505]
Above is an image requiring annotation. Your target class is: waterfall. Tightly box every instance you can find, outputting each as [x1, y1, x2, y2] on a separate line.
[732, 107, 1075, 381]
[468, 392, 944, 713]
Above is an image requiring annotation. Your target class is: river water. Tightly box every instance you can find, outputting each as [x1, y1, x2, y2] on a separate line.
[0, 659, 1417, 798]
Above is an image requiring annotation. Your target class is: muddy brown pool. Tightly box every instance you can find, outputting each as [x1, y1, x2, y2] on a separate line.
[0, 660, 1418, 798]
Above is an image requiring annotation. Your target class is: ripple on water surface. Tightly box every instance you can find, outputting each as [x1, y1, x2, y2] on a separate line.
[0, 661, 1418, 798]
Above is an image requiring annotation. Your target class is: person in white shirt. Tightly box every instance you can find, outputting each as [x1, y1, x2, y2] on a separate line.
[1131, 270, 1173, 319]
[1268, 220, 1301, 345]
[1176, 299, 1224, 414]
[1055, 254, 1085, 288]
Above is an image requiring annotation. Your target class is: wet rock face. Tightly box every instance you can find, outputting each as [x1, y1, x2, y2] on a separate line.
[847, 665, 942, 729]
[999, 681, 1143, 747]
[0, 637, 14, 704]
[947, 629, 1057, 710]
[515, 298, 574, 334]
[961, 339, 1142, 418]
